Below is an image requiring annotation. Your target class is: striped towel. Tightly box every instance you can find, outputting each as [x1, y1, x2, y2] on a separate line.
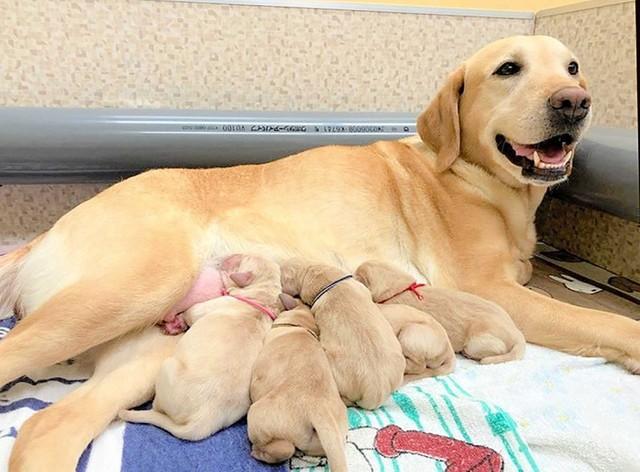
[290, 372, 537, 472]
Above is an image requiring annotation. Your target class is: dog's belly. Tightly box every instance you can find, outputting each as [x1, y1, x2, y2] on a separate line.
[165, 266, 224, 319]
[202, 220, 423, 282]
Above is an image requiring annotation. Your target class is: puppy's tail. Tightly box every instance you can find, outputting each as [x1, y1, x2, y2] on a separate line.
[118, 409, 209, 441]
[0, 236, 43, 318]
[479, 335, 526, 364]
[310, 408, 348, 472]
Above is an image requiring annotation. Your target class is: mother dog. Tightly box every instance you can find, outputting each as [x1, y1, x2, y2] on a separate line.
[2, 35, 639, 470]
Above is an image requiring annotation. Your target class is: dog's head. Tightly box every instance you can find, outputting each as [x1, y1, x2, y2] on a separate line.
[354, 260, 416, 303]
[418, 35, 591, 186]
[280, 257, 310, 297]
[275, 305, 319, 337]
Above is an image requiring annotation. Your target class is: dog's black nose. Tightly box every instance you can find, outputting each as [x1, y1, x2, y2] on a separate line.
[549, 86, 591, 123]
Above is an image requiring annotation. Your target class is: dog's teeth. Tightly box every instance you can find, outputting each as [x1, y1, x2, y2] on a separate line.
[565, 150, 573, 162]
[533, 151, 541, 166]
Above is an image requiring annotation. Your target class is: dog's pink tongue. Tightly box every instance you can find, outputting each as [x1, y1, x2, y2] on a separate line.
[512, 144, 535, 158]
[538, 148, 566, 163]
[513, 143, 566, 163]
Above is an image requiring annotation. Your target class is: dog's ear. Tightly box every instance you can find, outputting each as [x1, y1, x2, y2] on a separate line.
[417, 65, 465, 172]
[230, 271, 253, 288]
[278, 293, 299, 311]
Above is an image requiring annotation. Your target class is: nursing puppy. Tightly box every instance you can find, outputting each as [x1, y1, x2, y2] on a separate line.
[119, 254, 281, 440]
[248, 302, 348, 472]
[356, 261, 525, 364]
[280, 258, 405, 409]
[377, 303, 455, 381]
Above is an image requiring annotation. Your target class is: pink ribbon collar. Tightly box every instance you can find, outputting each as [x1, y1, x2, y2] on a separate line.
[219, 272, 277, 320]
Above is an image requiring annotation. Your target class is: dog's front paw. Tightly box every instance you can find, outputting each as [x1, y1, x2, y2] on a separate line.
[619, 352, 640, 374]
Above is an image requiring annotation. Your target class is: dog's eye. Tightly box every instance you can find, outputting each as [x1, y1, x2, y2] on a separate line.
[494, 62, 521, 76]
[568, 61, 579, 75]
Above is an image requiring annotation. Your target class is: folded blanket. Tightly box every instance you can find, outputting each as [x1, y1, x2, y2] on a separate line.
[3, 312, 639, 472]
[0, 315, 283, 472]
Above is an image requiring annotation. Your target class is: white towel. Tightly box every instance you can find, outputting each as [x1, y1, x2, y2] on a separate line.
[291, 344, 640, 472]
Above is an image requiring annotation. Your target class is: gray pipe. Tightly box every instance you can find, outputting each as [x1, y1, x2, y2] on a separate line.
[551, 127, 639, 222]
[0, 108, 416, 182]
[0, 108, 637, 222]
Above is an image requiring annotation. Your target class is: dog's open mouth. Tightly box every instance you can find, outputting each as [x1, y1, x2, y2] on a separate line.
[495, 133, 575, 182]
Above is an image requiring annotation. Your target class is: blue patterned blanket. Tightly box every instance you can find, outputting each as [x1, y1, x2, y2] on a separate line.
[3, 313, 639, 471]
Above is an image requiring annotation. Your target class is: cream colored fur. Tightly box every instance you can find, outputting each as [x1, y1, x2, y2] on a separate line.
[118, 255, 281, 440]
[248, 306, 348, 471]
[376, 303, 456, 381]
[356, 260, 526, 364]
[280, 258, 405, 410]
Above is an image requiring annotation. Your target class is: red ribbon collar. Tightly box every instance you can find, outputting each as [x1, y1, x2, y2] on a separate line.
[379, 281, 426, 304]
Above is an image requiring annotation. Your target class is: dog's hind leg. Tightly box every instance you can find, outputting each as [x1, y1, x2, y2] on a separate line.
[0, 267, 193, 387]
[9, 327, 179, 472]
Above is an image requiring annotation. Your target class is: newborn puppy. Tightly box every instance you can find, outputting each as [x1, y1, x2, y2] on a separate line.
[248, 302, 348, 472]
[280, 258, 405, 410]
[377, 303, 455, 382]
[119, 254, 282, 440]
[355, 261, 525, 364]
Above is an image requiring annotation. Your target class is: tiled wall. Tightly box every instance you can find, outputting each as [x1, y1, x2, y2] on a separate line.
[534, 1, 639, 281]
[537, 198, 640, 281]
[0, 0, 531, 111]
[0, 184, 109, 250]
[535, 1, 637, 128]
[0, 0, 531, 247]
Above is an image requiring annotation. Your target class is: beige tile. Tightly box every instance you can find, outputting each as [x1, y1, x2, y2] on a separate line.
[0, 184, 108, 246]
[537, 197, 640, 282]
[535, 2, 637, 128]
[0, 0, 530, 111]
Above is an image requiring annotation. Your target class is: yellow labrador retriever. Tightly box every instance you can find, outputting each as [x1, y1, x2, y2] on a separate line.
[356, 260, 526, 364]
[280, 258, 405, 409]
[119, 254, 281, 440]
[2, 35, 639, 471]
[248, 305, 348, 471]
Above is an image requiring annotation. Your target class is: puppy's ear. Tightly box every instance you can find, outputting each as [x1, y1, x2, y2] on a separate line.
[221, 254, 243, 271]
[417, 65, 465, 172]
[279, 293, 299, 311]
[230, 271, 253, 288]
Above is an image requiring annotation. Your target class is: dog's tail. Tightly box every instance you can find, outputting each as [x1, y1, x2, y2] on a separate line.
[479, 335, 526, 364]
[0, 236, 43, 317]
[118, 409, 210, 441]
[310, 407, 348, 472]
